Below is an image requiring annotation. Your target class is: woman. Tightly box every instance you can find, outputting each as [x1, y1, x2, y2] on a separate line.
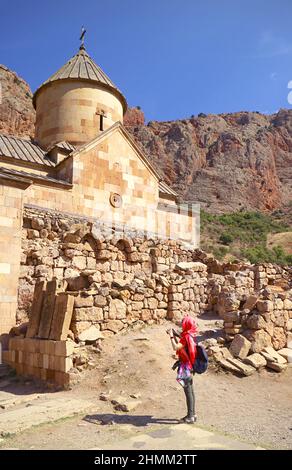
[167, 315, 197, 423]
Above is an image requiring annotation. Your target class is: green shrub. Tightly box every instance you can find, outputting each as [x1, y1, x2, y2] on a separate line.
[219, 232, 234, 245]
[213, 246, 229, 260]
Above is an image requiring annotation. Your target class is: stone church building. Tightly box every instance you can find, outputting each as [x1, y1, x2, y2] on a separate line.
[0, 43, 199, 345]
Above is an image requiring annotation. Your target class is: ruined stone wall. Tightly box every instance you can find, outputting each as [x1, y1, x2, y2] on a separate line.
[19, 206, 208, 341]
[3, 206, 291, 387]
[18, 207, 292, 347]
[217, 288, 292, 352]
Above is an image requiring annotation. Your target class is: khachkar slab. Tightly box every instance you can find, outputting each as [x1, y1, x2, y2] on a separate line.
[26, 281, 47, 338]
[38, 280, 57, 339]
[49, 293, 74, 341]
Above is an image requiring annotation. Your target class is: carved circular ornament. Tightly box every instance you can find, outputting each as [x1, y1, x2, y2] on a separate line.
[110, 192, 122, 208]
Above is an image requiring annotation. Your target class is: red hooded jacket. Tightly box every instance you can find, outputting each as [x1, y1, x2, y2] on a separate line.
[177, 315, 197, 369]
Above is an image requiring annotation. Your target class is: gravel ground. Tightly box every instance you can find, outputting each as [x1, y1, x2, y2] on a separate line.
[1, 320, 292, 450]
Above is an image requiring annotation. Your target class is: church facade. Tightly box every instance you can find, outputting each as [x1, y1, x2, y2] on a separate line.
[0, 44, 199, 344]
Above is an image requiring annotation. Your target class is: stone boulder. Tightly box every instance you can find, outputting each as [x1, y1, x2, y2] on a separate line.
[246, 330, 272, 353]
[272, 327, 286, 351]
[78, 325, 103, 343]
[229, 334, 251, 359]
[243, 353, 267, 369]
[175, 262, 206, 272]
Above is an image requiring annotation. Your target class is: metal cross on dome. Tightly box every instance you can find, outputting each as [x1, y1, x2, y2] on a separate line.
[79, 26, 86, 48]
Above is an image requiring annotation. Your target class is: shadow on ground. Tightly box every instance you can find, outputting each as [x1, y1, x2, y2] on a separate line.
[84, 413, 181, 427]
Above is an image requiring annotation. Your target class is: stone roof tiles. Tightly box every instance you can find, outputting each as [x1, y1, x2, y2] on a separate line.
[0, 134, 54, 167]
[0, 166, 72, 187]
[33, 46, 127, 112]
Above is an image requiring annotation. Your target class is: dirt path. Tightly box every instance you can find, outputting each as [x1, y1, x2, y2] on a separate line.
[1, 320, 292, 450]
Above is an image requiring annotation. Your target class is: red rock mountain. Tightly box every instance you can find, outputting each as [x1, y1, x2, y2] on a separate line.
[125, 107, 292, 213]
[0, 65, 35, 138]
[0, 64, 292, 214]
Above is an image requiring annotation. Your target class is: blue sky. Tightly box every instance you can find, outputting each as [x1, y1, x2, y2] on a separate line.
[1, 0, 292, 121]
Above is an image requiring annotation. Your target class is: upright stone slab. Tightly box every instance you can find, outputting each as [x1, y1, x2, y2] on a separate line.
[49, 293, 74, 340]
[38, 280, 57, 339]
[229, 334, 251, 360]
[26, 281, 47, 338]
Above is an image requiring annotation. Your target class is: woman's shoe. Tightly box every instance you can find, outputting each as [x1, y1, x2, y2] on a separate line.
[179, 415, 197, 424]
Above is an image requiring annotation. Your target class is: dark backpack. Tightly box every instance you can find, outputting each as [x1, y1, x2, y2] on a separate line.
[192, 344, 208, 374]
[184, 337, 209, 375]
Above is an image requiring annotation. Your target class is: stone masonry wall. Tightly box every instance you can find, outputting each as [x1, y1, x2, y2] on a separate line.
[217, 288, 292, 352]
[3, 205, 291, 387]
[19, 207, 207, 341]
[18, 207, 292, 347]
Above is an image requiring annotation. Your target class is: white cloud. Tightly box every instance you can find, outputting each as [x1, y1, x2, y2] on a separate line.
[257, 31, 292, 58]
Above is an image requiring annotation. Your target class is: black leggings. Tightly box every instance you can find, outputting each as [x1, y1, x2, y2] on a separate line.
[183, 377, 195, 418]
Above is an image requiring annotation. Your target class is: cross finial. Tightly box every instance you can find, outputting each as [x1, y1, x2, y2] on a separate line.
[79, 26, 86, 49]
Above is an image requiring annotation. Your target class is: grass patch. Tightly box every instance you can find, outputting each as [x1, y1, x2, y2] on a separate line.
[200, 209, 292, 264]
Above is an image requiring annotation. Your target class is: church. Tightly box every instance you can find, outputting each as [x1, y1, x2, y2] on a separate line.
[0, 39, 199, 343]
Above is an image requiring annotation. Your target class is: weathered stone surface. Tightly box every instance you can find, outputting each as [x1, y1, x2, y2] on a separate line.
[247, 330, 272, 353]
[243, 295, 259, 311]
[49, 293, 74, 341]
[283, 299, 292, 310]
[88, 272, 102, 284]
[175, 262, 206, 272]
[78, 325, 103, 342]
[38, 279, 57, 339]
[256, 300, 273, 312]
[72, 256, 87, 270]
[35, 265, 53, 278]
[272, 327, 286, 351]
[266, 362, 287, 372]
[147, 298, 159, 309]
[217, 358, 244, 375]
[74, 296, 94, 308]
[31, 218, 45, 230]
[221, 311, 240, 322]
[140, 309, 151, 321]
[277, 348, 292, 363]
[226, 357, 255, 376]
[262, 347, 287, 364]
[94, 295, 107, 307]
[103, 320, 124, 333]
[0, 64, 35, 138]
[220, 347, 233, 359]
[109, 299, 127, 320]
[229, 334, 251, 359]
[26, 281, 47, 338]
[243, 353, 267, 369]
[63, 233, 81, 244]
[218, 292, 240, 316]
[73, 307, 103, 322]
[246, 314, 267, 330]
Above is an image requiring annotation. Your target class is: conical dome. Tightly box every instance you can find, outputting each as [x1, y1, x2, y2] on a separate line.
[34, 46, 127, 150]
[33, 46, 127, 112]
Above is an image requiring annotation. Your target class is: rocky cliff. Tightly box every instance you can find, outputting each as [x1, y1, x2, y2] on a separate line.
[0, 65, 35, 138]
[125, 108, 292, 213]
[0, 62, 292, 214]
